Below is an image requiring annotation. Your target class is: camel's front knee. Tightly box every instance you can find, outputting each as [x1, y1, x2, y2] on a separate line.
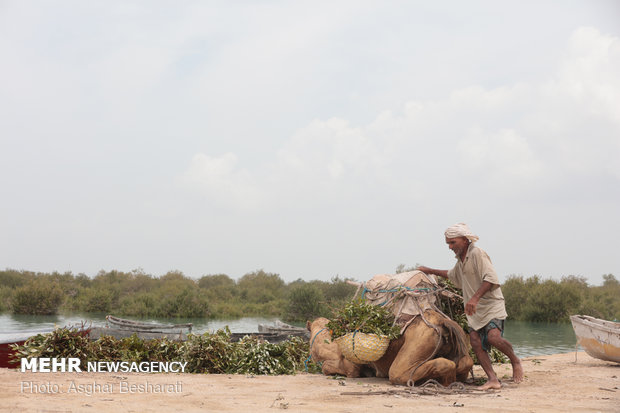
[456, 355, 474, 382]
[322, 360, 345, 376]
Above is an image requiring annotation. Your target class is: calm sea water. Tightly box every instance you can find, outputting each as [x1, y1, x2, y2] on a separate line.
[0, 313, 577, 358]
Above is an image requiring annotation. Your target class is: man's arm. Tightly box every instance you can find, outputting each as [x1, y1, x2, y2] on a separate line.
[465, 280, 496, 315]
[416, 266, 449, 279]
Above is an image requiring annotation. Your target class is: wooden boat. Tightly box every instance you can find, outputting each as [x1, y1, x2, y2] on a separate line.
[92, 316, 308, 343]
[570, 315, 620, 363]
[106, 315, 193, 333]
[88, 327, 189, 341]
[258, 320, 309, 338]
[88, 315, 193, 341]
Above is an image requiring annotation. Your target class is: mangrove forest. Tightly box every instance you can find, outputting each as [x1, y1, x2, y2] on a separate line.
[1, 268, 618, 323]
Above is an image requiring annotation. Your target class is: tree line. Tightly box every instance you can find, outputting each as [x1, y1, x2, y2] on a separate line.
[0, 268, 356, 321]
[1, 268, 618, 323]
[502, 273, 620, 322]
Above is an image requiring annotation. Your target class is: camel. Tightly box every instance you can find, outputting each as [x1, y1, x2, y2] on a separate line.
[305, 317, 362, 378]
[307, 310, 473, 386]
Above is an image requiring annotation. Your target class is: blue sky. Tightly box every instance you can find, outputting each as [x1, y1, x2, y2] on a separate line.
[1, 1, 619, 285]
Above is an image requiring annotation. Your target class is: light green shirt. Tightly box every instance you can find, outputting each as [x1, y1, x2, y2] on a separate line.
[447, 243, 507, 330]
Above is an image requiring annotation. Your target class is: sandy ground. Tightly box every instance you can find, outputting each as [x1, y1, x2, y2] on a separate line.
[1, 352, 618, 413]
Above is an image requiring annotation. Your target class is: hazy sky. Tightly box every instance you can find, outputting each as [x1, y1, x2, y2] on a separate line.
[1, 1, 619, 285]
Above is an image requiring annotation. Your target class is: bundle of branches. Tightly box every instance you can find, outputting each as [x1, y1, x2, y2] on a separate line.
[11, 327, 320, 375]
[435, 278, 507, 364]
[327, 299, 401, 340]
[436, 277, 468, 330]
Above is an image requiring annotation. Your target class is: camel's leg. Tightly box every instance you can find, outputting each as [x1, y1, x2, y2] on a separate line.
[341, 359, 362, 378]
[321, 359, 361, 378]
[390, 356, 456, 386]
[370, 336, 404, 379]
[455, 354, 474, 382]
[388, 322, 457, 386]
[321, 360, 342, 376]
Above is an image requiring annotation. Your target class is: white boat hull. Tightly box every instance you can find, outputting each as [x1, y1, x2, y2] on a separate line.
[570, 315, 620, 363]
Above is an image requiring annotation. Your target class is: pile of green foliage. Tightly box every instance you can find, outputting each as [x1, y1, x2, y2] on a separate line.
[327, 299, 401, 340]
[11, 327, 321, 375]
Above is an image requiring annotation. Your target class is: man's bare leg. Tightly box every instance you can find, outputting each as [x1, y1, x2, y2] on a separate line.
[469, 330, 501, 390]
[487, 329, 524, 383]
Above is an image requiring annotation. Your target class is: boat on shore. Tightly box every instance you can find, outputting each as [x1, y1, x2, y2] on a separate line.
[88, 315, 194, 341]
[106, 315, 193, 333]
[570, 314, 620, 363]
[90, 316, 309, 343]
[258, 320, 308, 336]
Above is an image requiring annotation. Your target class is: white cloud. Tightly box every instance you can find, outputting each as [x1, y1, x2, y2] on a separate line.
[537, 27, 620, 180]
[458, 128, 544, 191]
[180, 153, 264, 211]
[180, 26, 620, 210]
[277, 118, 386, 180]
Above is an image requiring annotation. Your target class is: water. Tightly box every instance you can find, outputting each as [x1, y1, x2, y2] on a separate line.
[0, 313, 286, 335]
[1, 313, 577, 358]
[504, 320, 578, 358]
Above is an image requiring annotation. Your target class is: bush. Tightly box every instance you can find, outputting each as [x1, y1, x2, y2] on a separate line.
[286, 283, 325, 321]
[73, 288, 115, 313]
[11, 278, 64, 315]
[237, 270, 285, 303]
[522, 279, 581, 322]
[0, 285, 12, 312]
[155, 287, 210, 318]
[0, 269, 33, 288]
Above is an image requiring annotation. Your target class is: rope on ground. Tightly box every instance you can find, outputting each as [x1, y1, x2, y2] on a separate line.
[341, 379, 487, 397]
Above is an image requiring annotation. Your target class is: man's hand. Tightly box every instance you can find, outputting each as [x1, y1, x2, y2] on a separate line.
[466, 281, 496, 315]
[465, 296, 480, 315]
[416, 266, 449, 279]
[416, 266, 432, 274]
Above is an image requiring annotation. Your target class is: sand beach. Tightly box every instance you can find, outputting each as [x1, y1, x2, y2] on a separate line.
[1, 352, 618, 413]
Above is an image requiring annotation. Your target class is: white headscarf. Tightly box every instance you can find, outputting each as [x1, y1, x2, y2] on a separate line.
[444, 223, 479, 243]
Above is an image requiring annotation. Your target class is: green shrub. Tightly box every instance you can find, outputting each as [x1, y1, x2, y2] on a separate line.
[11, 278, 64, 315]
[286, 283, 325, 322]
[522, 279, 581, 322]
[73, 288, 115, 313]
[0, 269, 33, 288]
[155, 287, 210, 318]
[237, 270, 285, 303]
[0, 285, 12, 312]
[198, 274, 235, 289]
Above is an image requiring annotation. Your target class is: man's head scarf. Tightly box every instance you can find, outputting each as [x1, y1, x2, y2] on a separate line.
[444, 223, 479, 243]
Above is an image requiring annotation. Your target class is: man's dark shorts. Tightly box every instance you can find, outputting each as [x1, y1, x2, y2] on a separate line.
[469, 319, 505, 351]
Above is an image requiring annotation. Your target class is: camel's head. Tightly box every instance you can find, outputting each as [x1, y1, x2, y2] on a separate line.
[306, 317, 330, 333]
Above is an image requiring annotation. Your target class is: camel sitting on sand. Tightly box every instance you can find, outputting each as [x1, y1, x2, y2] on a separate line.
[307, 309, 473, 386]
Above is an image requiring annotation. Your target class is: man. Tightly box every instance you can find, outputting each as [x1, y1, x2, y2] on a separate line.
[417, 223, 523, 390]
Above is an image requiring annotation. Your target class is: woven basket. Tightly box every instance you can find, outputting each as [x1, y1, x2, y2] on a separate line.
[334, 331, 390, 364]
